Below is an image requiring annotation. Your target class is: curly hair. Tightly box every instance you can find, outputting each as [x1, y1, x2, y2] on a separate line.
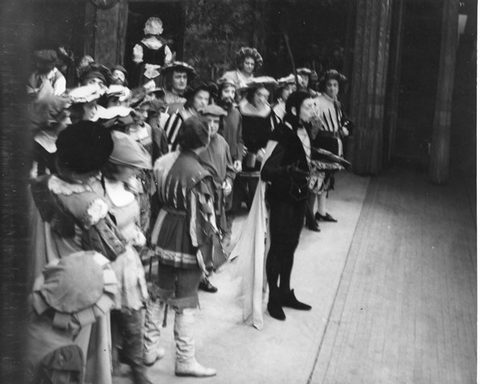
[235, 47, 263, 71]
[318, 69, 347, 93]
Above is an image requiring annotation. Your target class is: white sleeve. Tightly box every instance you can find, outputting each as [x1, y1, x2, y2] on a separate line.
[133, 44, 144, 63]
[164, 45, 173, 64]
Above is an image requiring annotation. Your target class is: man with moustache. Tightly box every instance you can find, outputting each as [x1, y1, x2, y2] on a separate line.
[215, 77, 244, 248]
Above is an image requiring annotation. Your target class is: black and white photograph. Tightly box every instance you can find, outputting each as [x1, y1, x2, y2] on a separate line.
[0, 0, 476, 383]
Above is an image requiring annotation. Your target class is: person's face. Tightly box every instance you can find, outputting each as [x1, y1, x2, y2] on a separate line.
[112, 70, 126, 85]
[172, 71, 188, 94]
[280, 84, 294, 102]
[297, 98, 315, 124]
[298, 74, 309, 89]
[242, 57, 255, 75]
[221, 85, 236, 104]
[83, 101, 98, 121]
[205, 115, 221, 136]
[192, 90, 210, 111]
[57, 111, 71, 132]
[85, 77, 105, 88]
[325, 79, 339, 99]
[133, 106, 149, 124]
[113, 165, 140, 182]
[253, 87, 269, 108]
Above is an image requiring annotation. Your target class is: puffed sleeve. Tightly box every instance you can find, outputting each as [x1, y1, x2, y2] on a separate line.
[133, 44, 144, 63]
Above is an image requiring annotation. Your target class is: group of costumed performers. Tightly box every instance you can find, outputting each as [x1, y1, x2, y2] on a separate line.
[24, 26, 356, 384]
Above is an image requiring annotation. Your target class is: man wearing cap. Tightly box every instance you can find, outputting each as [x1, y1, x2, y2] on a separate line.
[27, 49, 67, 99]
[161, 61, 196, 114]
[196, 104, 235, 292]
[163, 83, 210, 151]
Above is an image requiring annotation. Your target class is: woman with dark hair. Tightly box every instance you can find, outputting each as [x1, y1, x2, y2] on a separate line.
[222, 46, 263, 91]
[144, 116, 222, 377]
[307, 69, 351, 229]
[233, 78, 275, 210]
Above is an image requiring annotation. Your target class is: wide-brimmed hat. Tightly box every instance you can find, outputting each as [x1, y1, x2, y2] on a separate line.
[277, 74, 302, 87]
[31, 95, 71, 127]
[31, 251, 117, 332]
[78, 63, 112, 87]
[68, 84, 106, 104]
[109, 131, 152, 169]
[56, 120, 114, 174]
[244, 76, 278, 90]
[162, 61, 196, 77]
[296, 67, 313, 76]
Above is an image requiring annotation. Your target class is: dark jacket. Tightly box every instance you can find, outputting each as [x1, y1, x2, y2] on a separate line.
[261, 120, 311, 204]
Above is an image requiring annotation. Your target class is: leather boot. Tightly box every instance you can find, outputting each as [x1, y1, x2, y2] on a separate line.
[143, 297, 166, 366]
[130, 363, 153, 384]
[174, 308, 217, 377]
[281, 289, 312, 310]
[267, 290, 286, 320]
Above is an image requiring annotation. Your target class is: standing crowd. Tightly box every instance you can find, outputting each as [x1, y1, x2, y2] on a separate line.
[25, 16, 353, 384]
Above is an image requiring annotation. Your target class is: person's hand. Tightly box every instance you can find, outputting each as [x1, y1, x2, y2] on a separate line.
[342, 127, 349, 137]
[287, 161, 309, 181]
[242, 145, 248, 157]
[233, 160, 242, 172]
[222, 179, 232, 195]
[256, 148, 266, 163]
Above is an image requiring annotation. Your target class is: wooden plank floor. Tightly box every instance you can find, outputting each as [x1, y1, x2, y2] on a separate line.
[309, 166, 477, 384]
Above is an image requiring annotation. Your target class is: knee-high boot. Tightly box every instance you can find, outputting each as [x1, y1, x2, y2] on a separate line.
[122, 309, 153, 384]
[174, 308, 216, 377]
[143, 297, 166, 366]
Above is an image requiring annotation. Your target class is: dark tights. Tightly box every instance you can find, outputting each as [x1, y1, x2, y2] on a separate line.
[266, 199, 307, 298]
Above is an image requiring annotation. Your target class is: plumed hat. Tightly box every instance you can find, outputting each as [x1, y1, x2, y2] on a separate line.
[56, 120, 114, 174]
[235, 47, 263, 70]
[318, 69, 347, 92]
[109, 131, 152, 170]
[178, 116, 210, 150]
[198, 104, 227, 117]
